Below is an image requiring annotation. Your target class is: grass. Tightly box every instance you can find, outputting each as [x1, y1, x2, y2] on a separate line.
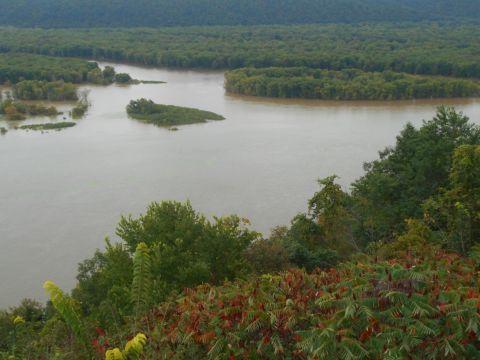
[139, 80, 166, 84]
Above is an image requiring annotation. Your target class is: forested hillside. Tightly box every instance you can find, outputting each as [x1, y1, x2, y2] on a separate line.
[0, 0, 478, 28]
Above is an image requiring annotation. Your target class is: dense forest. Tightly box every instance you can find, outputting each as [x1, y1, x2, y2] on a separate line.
[0, 54, 133, 87]
[225, 67, 480, 100]
[0, 0, 477, 28]
[0, 54, 99, 84]
[2, 107, 480, 358]
[0, 23, 478, 101]
[0, 54, 131, 121]
[0, 23, 479, 77]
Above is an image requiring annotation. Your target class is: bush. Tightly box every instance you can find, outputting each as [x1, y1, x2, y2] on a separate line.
[115, 73, 132, 84]
[143, 248, 480, 359]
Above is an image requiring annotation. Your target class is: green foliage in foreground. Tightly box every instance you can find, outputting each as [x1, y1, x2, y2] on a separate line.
[0, 23, 480, 78]
[70, 201, 260, 329]
[19, 122, 76, 131]
[143, 245, 480, 359]
[42, 281, 90, 356]
[352, 107, 480, 245]
[126, 98, 225, 126]
[225, 67, 480, 100]
[104, 333, 146, 360]
[4, 240, 480, 358]
[424, 145, 480, 254]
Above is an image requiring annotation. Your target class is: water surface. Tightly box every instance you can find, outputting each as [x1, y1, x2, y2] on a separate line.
[1, 63, 480, 307]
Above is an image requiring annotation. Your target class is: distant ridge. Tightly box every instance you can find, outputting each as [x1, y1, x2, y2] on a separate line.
[0, 0, 478, 28]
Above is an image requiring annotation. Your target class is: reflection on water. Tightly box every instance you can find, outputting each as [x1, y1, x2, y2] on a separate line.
[1, 62, 479, 307]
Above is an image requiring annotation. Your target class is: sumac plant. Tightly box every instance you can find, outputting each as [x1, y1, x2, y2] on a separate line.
[142, 249, 480, 359]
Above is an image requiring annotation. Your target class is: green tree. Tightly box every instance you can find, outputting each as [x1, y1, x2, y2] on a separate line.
[72, 240, 133, 328]
[424, 145, 480, 254]
[102, 66, 116, 82]
[308, 176, 358, 254]
[117, 201, 259, 299]
[352, 106, 480, 244]
[72, 201, 259, 331]
[115, 73, 132, 83]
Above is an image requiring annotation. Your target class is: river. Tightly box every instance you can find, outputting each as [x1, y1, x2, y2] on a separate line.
[1, 62, 479, 307]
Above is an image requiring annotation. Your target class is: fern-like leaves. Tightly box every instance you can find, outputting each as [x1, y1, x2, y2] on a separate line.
[43, 280, 90, 353]
[131, 242, 152, 318]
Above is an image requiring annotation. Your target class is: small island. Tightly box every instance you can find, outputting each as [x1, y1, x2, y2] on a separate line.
[126, 98, 225, 126]
[0, 100, 61, 120]
[19, 122, 76, 131]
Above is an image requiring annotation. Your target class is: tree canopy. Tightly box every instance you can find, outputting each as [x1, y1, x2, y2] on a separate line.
[225, 67, 480, 100]
[0, 0, 478, 28]
[0, 23, 479, 78]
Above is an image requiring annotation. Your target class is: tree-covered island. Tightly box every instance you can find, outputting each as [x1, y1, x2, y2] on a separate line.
[126, 98, 225, 126]
[225, 67, 480, 100]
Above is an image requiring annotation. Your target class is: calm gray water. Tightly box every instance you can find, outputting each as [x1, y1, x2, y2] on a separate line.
[1, 62, 479, 307]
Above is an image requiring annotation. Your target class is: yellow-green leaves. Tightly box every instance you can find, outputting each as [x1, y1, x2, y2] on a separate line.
[105, 333, 147, 360]
[132, 242, 152, 318]
[125, 333, 147, 355]
[43, 280, 90, 353]
[13, 316, 25, 325]
[105, 348, 123, 360]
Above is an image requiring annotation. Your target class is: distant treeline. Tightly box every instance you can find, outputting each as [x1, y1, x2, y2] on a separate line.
[0, 0, 478, 28]
[225, 67, 480, 100]
[0, 23, 479, 78]
[0, 53, 99, 84]
[0, 53, 130, 85]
